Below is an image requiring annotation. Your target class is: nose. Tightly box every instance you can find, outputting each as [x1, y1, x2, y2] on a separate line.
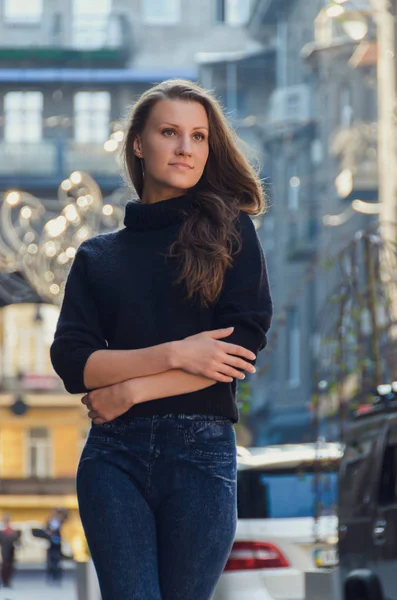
[176, 136, 192, 156]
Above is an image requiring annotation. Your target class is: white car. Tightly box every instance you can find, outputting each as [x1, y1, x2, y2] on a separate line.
[213, 442, 342, 600]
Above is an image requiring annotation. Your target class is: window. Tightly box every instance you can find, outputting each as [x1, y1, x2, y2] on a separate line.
[72, 0, 112, 48]
[142, 0, 181, 24]
[288, 161, 300, 211]
[340, 85, 353, 128]
[4, 0, 43, 23]
[378, 427, 397, 506]
[27, 428, 52, 478]
[216, 0, 251, 26]
[237, 466, 338, 519]
[287, 306, 300, 387]
[74, 92, 110, 143]
[261, 215, 274, 252]
[4, 92, 43, 143]
[339, 433, 376, 515]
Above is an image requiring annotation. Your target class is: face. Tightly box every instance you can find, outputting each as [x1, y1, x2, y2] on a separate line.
[134, 99, 209, 203]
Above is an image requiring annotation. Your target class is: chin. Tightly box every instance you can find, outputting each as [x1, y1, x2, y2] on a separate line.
[164, 174, 200, 190]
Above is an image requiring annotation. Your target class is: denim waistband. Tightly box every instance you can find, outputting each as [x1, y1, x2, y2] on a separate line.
[97, 413, 232, 430]
[152, 414, 231, 421]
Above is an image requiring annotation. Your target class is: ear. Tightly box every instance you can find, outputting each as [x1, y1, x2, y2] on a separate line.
[133, 137, 143, 158]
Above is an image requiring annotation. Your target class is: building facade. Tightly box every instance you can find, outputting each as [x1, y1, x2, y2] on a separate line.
[237, 0, 379, 444]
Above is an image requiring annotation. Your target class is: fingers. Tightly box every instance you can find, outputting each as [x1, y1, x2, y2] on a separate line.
[207, 327, 234, 339]
[209, 366, 246, 382]
[220, 341, 256, 361]
[224, 356, 256, 374]
[211, 373, 234, 383]
[82, 393, 109, 425]
[87, 410, 108, 425]
[218, 366, 247, 380]
[88, 410, 100, 421]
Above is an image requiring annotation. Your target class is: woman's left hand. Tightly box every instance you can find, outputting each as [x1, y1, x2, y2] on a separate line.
[81, 380, 136, 425]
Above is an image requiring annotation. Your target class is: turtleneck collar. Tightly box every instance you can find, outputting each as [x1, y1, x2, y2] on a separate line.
[124, 194, 196, 232]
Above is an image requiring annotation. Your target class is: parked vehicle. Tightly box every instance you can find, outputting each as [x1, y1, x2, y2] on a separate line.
[339, 384, 397, 600]
[213, 442, 342, 600]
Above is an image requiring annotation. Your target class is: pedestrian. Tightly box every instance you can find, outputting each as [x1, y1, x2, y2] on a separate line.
[0, 515, 21, 589]
[45, 509, 67, 584]
[50, 78, 273, 600]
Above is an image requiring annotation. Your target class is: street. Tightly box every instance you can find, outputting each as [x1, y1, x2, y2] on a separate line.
[0, 570, 76, 600]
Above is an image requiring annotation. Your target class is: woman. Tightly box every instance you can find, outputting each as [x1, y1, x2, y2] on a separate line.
[50, 79, 272, 600]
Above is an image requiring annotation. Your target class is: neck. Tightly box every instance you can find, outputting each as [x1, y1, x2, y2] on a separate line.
[141, 182, 188, 205]
[124, 192, 196, 232]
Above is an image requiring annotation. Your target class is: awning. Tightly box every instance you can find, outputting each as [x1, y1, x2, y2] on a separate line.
[0, 67, 198, 83]
[196, 46, 275, 65]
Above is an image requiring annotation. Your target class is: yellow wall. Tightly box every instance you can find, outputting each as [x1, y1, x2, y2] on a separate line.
[0, 428, 25, 477]
[53, 425, 80, 476]
[0, 405, 87, 478]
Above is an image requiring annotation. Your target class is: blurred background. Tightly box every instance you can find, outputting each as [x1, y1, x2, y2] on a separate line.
[0, 0, 396, 597]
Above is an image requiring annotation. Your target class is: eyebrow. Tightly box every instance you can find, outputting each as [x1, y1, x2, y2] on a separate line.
[160, 122, 209, 131]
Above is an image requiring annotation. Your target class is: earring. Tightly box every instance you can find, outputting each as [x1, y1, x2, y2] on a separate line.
[135, 149, 142, 158]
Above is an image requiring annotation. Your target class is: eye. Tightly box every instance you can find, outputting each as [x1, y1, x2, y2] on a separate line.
[161, 128, 175, 137]
[193, 132, 205, 141]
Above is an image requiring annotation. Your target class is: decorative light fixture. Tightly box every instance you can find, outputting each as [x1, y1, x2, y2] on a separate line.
[326, 0, 370, 40]
[0, 172, 127, 305]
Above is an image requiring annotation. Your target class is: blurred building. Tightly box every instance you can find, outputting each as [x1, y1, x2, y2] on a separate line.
[0, 303, 87, 562]
[216, 0, 379, 444]
[0, 0, 256, 201]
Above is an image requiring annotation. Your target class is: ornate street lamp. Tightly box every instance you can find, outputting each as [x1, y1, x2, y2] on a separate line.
[0, 172, 126, 304]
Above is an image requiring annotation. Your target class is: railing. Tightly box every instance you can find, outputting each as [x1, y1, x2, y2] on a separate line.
[286, 214, 317, 260]
[0, 141, 56, 177]
[0, 375, 64, 394]
[331, 121, 378, 197]
[70, 13, 130, 51]
[0, 477, 76, 495]
[2, 12, 131, 52]
[0, 140, 121, 179]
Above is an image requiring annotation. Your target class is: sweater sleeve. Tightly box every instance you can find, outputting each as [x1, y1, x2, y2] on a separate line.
[213, 212, 273, 361]
[50, 243, 107, 394]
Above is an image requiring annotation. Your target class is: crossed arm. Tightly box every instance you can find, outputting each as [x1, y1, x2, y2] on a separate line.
[81, 328, 256, 424]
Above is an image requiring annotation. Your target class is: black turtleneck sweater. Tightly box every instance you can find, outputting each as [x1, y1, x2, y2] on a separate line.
[50, 194, 272, 422]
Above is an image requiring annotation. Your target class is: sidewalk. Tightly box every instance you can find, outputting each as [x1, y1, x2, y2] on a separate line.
[0, 570, 76, 600]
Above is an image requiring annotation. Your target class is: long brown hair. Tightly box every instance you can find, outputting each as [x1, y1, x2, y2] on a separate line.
[122, 79, 266, 306]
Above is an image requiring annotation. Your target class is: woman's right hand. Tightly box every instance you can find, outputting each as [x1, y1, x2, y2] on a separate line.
[171, 327, 256, 382]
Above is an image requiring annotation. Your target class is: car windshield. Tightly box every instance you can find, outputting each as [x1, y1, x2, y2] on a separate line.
[237, 466, 338, 519]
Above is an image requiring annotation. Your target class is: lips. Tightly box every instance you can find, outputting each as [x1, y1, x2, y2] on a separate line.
[169, 163, 193, 169]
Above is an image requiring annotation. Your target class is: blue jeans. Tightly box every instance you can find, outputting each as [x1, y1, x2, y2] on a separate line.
[77, 414, 237, 600]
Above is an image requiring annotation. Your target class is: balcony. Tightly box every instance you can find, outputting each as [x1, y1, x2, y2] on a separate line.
[252, 85, 316, 142]
[0, 141, 56, 177]
[0, 478, 75, 495]
[0, 140, 122, 190]
[0, 13, 132, 68]
[302, 4, 374, 60]
[331, 121, 378, 201]
[248, 0, 296, 39]
[286, 215, 317, 261]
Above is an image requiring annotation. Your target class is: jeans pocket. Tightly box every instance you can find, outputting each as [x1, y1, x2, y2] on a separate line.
[183, 420, 236, 461]
[77, 425, 123, 470]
